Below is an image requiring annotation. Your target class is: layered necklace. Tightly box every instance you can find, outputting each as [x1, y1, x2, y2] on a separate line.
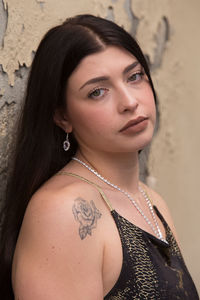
[72, 157, 168, 244]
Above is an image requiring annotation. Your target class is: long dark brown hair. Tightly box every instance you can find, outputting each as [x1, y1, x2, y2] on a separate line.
[0, 14, 157, 298]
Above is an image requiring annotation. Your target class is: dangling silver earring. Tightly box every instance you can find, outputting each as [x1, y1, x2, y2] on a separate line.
[63, 133, 70, 151]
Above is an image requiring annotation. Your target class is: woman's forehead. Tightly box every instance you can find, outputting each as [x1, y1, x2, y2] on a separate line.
[68, 46, 138, 84]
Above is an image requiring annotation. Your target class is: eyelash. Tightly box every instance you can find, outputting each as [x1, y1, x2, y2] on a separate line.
[87, 71, 145, 100]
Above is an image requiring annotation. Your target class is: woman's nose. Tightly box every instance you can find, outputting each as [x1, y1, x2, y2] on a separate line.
[117, 85, 139, 113]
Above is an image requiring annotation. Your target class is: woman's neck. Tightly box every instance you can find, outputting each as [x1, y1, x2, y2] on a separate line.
[75, 148, 140, 194]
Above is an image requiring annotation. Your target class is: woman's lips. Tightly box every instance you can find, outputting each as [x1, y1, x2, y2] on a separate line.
[119, 116, 148, 134]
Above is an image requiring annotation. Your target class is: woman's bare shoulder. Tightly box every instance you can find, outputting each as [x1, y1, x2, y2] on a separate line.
[140, 182, 169, 213]
[29, 173, 102, 216]
[12, 176, 104, 299]
[21, 175, 104, 246]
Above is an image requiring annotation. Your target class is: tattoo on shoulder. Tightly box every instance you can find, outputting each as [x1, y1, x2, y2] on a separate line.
[72, 197, 102, 240]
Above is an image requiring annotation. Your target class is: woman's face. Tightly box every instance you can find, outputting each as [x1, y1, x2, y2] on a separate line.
[64, 46, 156, 155]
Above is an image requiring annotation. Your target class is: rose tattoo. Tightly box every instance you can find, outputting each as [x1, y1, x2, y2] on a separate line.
[72, 197, 102, 240]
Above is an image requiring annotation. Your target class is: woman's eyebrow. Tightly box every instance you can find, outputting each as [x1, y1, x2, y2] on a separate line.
[123, 61, 139, 75]
[79, 76, 109, 90]
[79, 61, 139, 90]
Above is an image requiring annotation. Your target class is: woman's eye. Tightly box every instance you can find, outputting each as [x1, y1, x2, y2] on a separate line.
[88, 88, 107, 99]
[128, 72, 144, 83]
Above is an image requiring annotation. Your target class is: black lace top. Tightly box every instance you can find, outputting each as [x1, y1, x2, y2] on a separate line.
[104, 206, 199, 299]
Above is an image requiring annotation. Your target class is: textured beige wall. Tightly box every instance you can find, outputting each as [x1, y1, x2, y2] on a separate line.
[0, 0, 199, 293]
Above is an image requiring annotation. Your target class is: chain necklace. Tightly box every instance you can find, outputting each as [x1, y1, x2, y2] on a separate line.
[72, 157, 168, 244]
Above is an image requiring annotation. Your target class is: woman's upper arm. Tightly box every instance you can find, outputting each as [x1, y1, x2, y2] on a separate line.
[12, 188, 104, 300]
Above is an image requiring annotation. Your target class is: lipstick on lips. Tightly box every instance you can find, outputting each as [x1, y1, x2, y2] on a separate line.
[119, 116, 149, 134]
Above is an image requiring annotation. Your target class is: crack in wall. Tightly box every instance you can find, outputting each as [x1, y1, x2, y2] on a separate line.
[151, 16, 170, 71]
[0, 0, 8, 47]
[124, 0, 139, 37]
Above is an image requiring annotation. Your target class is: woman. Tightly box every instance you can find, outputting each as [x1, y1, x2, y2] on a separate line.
[0, 14, 198, 299]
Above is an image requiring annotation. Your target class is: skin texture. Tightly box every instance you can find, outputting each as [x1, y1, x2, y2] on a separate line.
[12, 46, 179, 299]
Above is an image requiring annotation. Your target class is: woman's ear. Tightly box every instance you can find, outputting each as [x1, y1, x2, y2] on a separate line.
[53, 108, 72, 133]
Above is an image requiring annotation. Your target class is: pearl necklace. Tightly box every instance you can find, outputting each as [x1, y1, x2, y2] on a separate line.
[72, 157, 168, 244]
